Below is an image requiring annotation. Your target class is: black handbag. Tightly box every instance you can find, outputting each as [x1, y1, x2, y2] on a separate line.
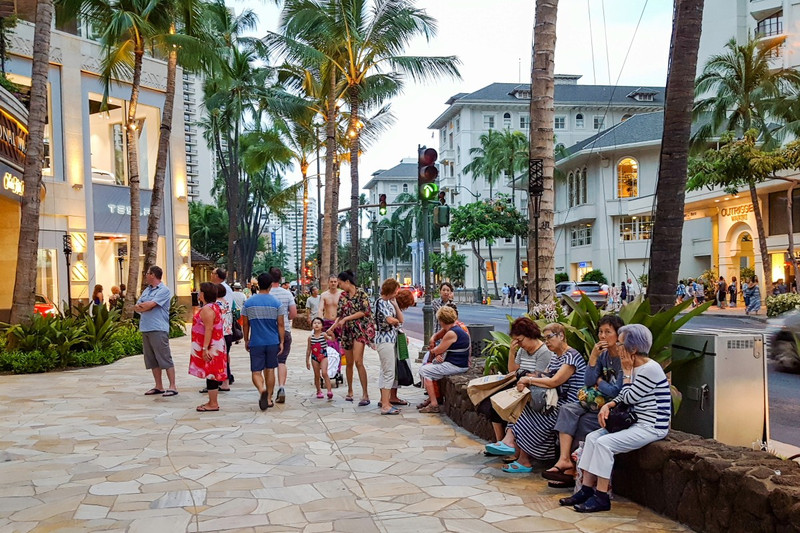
[396, 358, 414, 387]
[606, 402, 637, 433]
[231, 319, 244, 342]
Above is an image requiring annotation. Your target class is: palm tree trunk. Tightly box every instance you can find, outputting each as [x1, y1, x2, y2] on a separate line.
[142, 35, 177, 287]
[646, 0, 705, 311]
[527, 0, 558, 311]
[750, 181, 773, 296]
[122, 50, 145, 319]
[786, 181, 799, 292]
[348, 87, 361, 273]
[300, 166, 309, 287]
[10, 0, 53, 324]
[321, 70, 337, 283]
[331, 162, 341, 275]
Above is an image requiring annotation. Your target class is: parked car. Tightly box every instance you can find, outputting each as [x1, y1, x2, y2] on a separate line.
[400, 285, 420, 304]
[34, 294, 58, 317]
[765, 310, 800, 373]
[556, 281, 608, 309]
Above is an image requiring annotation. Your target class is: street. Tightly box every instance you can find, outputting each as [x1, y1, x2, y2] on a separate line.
[402, 303, 800, 449]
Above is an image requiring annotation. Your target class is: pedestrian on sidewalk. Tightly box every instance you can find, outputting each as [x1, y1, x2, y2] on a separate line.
[211, 268, 235, 385]
[619, 282, 627, 305]
[269, 267, 298, 404]
[675, 280, 687, 304]
[745, 276, 762, 315]
[320, 277, 343, 353]
[509, 285, 517, 305]
[728, 276, 738, 307]
[716, 276, 728, 309]
[626, 279, 636, 303]
[306, 286, 321, 320]
[327, 270, 374, 406]
[501, 284, 510, 306]
[374, 278, 404, 415]
[137, 266, 178, 398]
[608, 283, 619, 311]
[190, 282, 228, 412]
[306, 318, 333, 400]
[242, 272, 285, 411]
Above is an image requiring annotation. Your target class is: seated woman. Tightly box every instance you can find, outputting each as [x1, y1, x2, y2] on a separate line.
[481, 317, 553, 449]
[487, 322, 586, 473]
[562, 324, 671, 513]
[543, 315, 624, 485]
[417, 306, 471, 414]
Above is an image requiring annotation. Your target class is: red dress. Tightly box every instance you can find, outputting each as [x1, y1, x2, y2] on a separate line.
[189, 303, 228, 381]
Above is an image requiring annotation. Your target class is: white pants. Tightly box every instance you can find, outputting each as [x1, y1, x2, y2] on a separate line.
[376, 342, 397, 390]
[501, 295, 509, 305]
[577, 424, 668, 480]
[419, 361, 468, 380]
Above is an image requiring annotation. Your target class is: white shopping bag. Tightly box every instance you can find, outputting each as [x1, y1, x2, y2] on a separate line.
[326, 347, 340, 378]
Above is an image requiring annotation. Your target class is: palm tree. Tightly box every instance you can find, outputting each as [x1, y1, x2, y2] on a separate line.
[646, 0, 705, 311]
[691, 35, 800, 296]
[494, 129, 529, 287]
[463, 129, 503, 297]
[527, 0, 558, 308]
[10, 0, 54, 323]
[273, 0, 461, 274]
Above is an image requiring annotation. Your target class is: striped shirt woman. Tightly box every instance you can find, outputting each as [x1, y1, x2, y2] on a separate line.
[614, 359, 671, 430]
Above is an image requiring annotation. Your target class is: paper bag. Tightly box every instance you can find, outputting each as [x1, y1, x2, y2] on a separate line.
[467, 372, 516, 405]
[490, 387, 531, 423]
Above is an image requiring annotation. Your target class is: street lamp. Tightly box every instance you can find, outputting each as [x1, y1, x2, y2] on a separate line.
[117, 245, 127, 286]
[62, 234, 72, 312]
[448, 185, 481, 200]
[528, 158, 544, 304]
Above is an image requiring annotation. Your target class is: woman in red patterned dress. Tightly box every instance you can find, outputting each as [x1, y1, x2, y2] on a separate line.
[190, 282, 228, 412]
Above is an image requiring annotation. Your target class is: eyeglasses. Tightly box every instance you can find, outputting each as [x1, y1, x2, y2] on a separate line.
[544, 333, 559, 340]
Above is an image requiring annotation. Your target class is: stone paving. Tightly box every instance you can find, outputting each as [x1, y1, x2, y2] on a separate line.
[0, 330, 690, 532]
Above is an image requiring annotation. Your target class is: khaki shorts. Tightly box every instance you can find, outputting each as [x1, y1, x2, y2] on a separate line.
[142, 331, 174, 369]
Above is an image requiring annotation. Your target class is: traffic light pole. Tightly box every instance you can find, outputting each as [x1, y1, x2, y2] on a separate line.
[422, 200, 434, 346]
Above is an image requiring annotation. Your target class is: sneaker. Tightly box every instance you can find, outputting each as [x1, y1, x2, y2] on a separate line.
[276, 387, 286, 404]
[316, 391, 324, 399]
[327, 391, 333, 399]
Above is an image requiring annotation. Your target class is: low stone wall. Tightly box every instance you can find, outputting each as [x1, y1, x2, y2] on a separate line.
[440, 371, 800, 533]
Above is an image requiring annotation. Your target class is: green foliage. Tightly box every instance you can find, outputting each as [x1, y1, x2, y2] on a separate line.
[169, 296, 187, 337]
[49, 317, 89, 368]
[3, 314, 56, 352]
[449, 197, 528, 246]
[766, 293, 800, 317]
[0, 350, 57, 374]
[582, 270, 608, 284]
[84, 306, 122, 352]
[555, 273, 569, 284]
[114, 325, 144, 356]
[741, 266, 755, 282]
[189, 202, 228, 263]
[483, 331, 511, 375]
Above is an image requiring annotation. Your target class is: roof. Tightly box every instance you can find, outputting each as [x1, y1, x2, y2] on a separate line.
[429, 82, 665, 129]
[363, 162, 417, 190]
[191, 249, 214, 265]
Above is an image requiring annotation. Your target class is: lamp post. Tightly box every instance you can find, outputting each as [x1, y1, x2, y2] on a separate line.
[528, 158, 544, 304]
[117, 245, 127, 286]
[370, 211, 380, 292]
[62, 234, 72, 312]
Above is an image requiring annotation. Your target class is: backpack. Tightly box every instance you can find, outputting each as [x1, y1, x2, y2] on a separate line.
[374, 298, 393, 333]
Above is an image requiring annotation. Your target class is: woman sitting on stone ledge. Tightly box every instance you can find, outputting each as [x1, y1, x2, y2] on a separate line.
[416, 306, 471, 414]
[562, 324, 671, 513]
[486, 322, 586, 473]
[543, 315, 625, 487]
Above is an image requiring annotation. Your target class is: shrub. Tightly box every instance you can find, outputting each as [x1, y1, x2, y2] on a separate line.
[49, 316, 89, 368]
[555, 273, 569, 284]
[73, 349, 120, 367]
[766, 293, 800, 318]
[1, 350, 58, 374]
[582, 270, 608, 284]
[3, 314, 57, 352]
[169, 296, 188, 337]
[114, 326, 144, 355]
[83, 306, 121, 352]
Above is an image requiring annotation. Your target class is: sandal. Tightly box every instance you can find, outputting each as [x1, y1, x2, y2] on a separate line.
[485, 442, 516, 456]
[380, 407, 401, 415]
[418, 404, 440, 413]
[196, 405, 219, 412]
[358, 399, 371, 407]
[316, 392, 324, 399]
[162, 390, 179, 397]
[390, 399, 409, 406]
[327, 392, 333, 399]
[542, 466, 576, 483]
[144, 388, 165, 395]
[345, 394, 354, 402]
[416, 399, 431, 410]
[502, 461, 533, 474]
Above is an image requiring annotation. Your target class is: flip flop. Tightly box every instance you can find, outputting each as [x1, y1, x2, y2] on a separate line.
[162, 390, 179, 397]
[380, 407, 401, 415]
[502, 461, 533, 473]
[345, 395, 354, 402]
[218, 388, 231, 392]
[259, 391, 270, 411]
[390, 399, 409, 406]
[358, 399, 371, 406]
[196, 405, 219, 412]
[542, 466, 576, 483]
[144, 388, 165, 395]
[548, 479, 576, 489]
[485, 442, 517, 456]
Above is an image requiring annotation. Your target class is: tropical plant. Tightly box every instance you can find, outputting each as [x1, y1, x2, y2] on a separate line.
[3, 313, 56, 352]
[646, 0, 705, 311]
[9, 0, 54, 323]
[494, 129, 529, 286]
[766, 293, 800, 318]
[189, 201, 228, 262]
[168, 295, 187, 337]
[582, 270, 608, 284]
[84, 305, 122, 351]
[50, 316, 90, 368]
[555, 272, 569, 283]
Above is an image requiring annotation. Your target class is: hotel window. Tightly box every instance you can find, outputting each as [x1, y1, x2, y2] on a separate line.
[756, 10, 783, 38]
[402, 183, 408, 193]
[448, 132, 453, 149]
[568, 172, 576, 207]
[568, 169, 588, 207]
[7, 73, 55, 179]
[455, 117, 460, 132]
[575, 113, 584, 129]
[483, 115, 495, 129]
[617, 157, 639, 198]
[457, 146, 461, 165]
[520, 115, 530, 130]
[390, 185, 398, 193]
[36, 249, 59, 305]
[503, 112, 512, 129]
[554, 116, 566, 129]
[594, 116, 605, 130]
[570, 225, 592, 247]
[581, 168, 588, 204]
[619, 216, 653, 241]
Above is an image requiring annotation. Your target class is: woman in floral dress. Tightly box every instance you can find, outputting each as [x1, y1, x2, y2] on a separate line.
[190, 282, 228, 412]
[327, 270, 375, 405]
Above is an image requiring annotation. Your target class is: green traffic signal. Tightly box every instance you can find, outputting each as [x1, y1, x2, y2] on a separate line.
[379, 206, 387, 215]
[421, 182, 439, 200]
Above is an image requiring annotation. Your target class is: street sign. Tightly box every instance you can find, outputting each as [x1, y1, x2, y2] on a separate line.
[579, 261, 587, 268]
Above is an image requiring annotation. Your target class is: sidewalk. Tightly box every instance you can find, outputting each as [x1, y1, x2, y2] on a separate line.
[0, 330, 690, 532]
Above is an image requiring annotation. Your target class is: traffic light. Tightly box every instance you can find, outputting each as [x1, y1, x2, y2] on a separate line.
[418, 146, 439, 201]
[433, 205, 450, 227]
[379, 193, 387, 216]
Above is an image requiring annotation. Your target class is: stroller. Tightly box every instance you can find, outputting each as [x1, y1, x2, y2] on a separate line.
[321, 346, 344, 388]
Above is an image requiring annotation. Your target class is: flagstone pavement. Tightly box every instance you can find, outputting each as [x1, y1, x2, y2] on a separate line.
[0, 329, 690, 533]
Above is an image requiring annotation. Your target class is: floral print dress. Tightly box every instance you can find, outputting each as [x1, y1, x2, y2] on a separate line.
[337, 288, 375, 350]
[189, 303, 228, 381]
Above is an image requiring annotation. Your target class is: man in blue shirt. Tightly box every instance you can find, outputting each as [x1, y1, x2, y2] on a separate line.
[242, 272, 285, 411]
[135, 266, 177, 397]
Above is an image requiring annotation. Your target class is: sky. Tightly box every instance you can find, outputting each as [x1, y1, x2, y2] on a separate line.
[237, 0, 675, 204]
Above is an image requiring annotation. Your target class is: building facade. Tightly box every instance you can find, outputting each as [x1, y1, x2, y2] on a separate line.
[426, 77, 665, 291]
[0, 19, 192, 318]
[268, 193, 318, 277]
[182, 72, 216, 204]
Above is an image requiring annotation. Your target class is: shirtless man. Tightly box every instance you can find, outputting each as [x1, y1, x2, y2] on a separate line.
[320, 276, 343, 353]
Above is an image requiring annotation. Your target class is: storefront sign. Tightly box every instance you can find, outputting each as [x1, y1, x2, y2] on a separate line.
[684, 208, 710, 221]
[0, 110, 27, 169]
[720, 204, 754, 222]
[0, 162, 23, 202]
[93, 183, 165, 235]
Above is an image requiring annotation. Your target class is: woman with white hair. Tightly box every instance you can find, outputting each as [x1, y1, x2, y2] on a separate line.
[562, 324, 671, 513]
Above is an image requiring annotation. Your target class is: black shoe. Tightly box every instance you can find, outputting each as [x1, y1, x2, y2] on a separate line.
[559, 486, 594, 507]
[276, 387, 286, 404]
[228, 374, 235, 384]
[413, 381, 422, 388]
[259, 391, 270, 411]
[574, 493, 611, 513]
[199, 388, 208, 394]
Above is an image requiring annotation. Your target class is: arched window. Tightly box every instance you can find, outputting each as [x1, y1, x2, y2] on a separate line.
[568, 172, 575, 207]
[403, 183, 408, 193]
[617, 158, 639, 198]
[503, 112, 512, 129]
[621, 114, 633, 122]
[575, 113, 584, 128]
[581, 168, 588, 204]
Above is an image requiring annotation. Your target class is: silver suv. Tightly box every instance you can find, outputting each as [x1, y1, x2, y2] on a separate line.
[556, 281, 608, 309]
